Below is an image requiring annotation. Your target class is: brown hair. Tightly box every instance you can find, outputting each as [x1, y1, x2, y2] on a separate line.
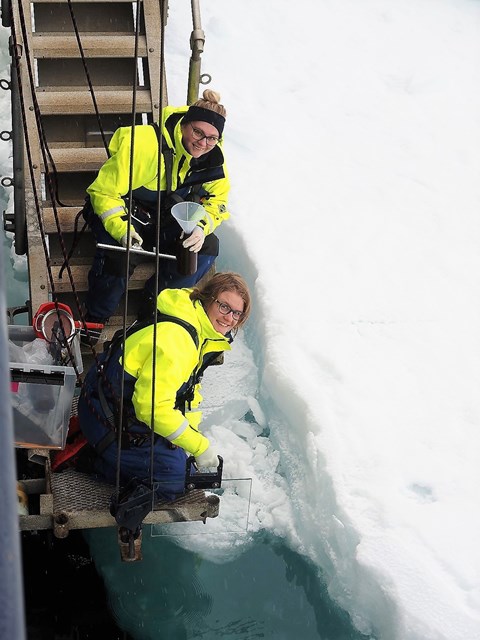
[190, 272, 251, 331]
[193, 89, 227, 119]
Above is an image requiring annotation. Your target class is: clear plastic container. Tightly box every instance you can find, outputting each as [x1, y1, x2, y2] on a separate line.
[9, 325, 82, 449]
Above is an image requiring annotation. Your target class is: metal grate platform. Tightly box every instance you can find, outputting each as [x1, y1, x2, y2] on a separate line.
[20, 465, 219, 537]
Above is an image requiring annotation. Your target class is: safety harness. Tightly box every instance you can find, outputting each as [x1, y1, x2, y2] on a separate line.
[94, 312, 223, 455]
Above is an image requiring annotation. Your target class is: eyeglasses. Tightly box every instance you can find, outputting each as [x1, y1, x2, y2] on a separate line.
[190, 123, 220, 147]
[213, 298, 244, 321]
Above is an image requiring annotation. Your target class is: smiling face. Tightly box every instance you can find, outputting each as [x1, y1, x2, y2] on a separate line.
[181, 120, 220, 158]
[206, 290, 245, 335]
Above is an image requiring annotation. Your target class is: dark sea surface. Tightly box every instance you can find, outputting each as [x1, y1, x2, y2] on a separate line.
[22, 523, 371, 640]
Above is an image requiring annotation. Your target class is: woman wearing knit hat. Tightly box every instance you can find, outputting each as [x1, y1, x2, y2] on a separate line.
[81, 90, 231, 340]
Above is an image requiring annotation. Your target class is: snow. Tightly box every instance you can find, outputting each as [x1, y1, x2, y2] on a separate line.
[2, 0, 480, 638]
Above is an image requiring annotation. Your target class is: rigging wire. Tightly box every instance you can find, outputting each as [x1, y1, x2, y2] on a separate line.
[148, 0, 169, 492]
[66, 0, 110, 158]
[114, 0, 143, 497]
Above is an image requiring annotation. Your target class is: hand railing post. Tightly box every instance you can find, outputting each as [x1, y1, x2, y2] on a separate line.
[187, 0, 205, 105]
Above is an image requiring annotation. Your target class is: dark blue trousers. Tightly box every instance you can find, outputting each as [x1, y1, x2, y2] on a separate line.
[78, 383, 189, 501]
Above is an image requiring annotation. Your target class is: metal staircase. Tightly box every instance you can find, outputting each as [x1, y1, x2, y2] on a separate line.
[5, 0, 168, 326]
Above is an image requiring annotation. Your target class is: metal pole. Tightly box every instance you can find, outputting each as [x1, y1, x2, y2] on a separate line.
[187, 0, 205, 105]
[0, 239, 26, 640]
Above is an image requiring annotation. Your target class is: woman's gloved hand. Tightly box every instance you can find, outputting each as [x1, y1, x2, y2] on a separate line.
[120, 227, 143, 249]
[195, 445, 219, 468]
[182, 226, 205, 253]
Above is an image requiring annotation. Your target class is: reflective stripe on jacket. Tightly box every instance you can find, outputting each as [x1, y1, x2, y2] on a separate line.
[87, 105, 231, 242]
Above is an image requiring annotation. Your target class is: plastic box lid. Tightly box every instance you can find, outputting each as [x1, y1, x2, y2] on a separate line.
[8, 325, 83, 374]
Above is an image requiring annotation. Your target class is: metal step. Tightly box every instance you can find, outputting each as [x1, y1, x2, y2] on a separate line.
[44, 147, 108, 172]
[36, 89, 155, 115]
[32, 33, 148, 58]
[43, 206, 86, 233]
[19, 467, 220, 535]
[49, 263, 157, 292]
[32, 0, 138, 4]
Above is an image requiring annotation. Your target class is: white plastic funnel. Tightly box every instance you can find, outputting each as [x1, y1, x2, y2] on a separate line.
[171, 201, 205, 234]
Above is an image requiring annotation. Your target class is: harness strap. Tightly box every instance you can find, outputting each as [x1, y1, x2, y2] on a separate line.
[95, 373, 164, 455]
[94, 377, 119, 455]
[150, 122, 173, 195]
[150, 120, 203, 205]
[178, 349, 224, 414]
[156, 312, 199, 348]
[94, 423, 117, 456]
[95, 313, 200, 452]
[103, 312, 199, 364]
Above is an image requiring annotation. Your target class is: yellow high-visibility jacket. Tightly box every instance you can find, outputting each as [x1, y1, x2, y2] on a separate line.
[87, 105, 231, 243]
[120, 287, 231, 457]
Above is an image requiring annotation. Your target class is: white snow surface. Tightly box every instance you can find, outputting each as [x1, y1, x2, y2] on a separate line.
[2, 1, 480, 638]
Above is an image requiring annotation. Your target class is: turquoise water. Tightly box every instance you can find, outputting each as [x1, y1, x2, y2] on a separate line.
[3, 234, 29, 316]
[85, 527, 371, 640]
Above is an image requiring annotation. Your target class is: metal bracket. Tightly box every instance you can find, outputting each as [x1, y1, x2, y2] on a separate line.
[190, 28, 205, 55]
[6, 304, 30, 324]
[118, 527, 143, 562]
[8, 36, 22, 60]
[53, 511, 70, 538]
[185, 455, 223, 491]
